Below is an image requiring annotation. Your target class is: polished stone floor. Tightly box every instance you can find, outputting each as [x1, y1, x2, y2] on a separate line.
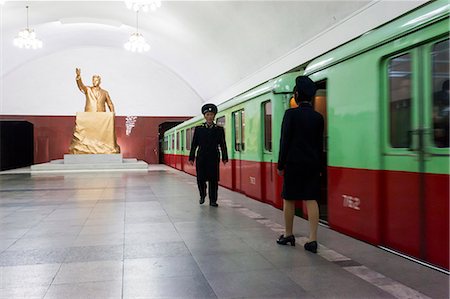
[0, 166, 448, 298]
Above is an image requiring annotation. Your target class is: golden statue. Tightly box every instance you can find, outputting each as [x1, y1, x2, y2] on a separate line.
[69, 68, 121, 154]
[75, 68, 115, 112]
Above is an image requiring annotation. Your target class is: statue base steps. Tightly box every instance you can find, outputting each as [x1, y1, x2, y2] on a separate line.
[31, 154, 148, 172]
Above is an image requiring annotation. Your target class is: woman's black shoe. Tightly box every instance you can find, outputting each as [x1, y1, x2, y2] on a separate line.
[276, 234, 295, 246]
[304, 241, 318, 253]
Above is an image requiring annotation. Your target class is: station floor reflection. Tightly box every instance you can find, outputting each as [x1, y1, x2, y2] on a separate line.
[0, 166, 448, 299]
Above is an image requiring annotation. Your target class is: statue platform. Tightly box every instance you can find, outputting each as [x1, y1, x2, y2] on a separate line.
[30, 154, 148, 173]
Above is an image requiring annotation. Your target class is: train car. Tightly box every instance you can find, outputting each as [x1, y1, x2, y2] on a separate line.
[303, 0, 449, 270]
[164, 0, 449, 271]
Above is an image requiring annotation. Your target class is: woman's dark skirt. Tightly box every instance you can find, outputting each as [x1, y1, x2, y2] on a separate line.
[281, 163, 321, 200]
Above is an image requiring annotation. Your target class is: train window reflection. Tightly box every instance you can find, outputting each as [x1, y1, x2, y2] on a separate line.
[432, 39, 449, 148]
[388, 53, 412, 148]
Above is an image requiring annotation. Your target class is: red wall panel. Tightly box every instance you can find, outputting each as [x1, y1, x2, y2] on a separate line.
[0, 115, 190, 164]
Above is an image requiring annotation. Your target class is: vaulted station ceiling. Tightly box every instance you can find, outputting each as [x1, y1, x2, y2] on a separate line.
[0, 1, 427, 116]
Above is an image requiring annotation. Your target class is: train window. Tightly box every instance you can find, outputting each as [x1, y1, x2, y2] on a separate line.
[171, 134, 174, 150]
[176, 132, 180, 151]
[233, 110, 245, 151]
[388, 53, 412, 148]
[186, 128, 191, 151]
[180, 130, 184, 151]
[217, 116, 225, 129]
[263, 101, 272, 152]
[234, 111, 240, 151]
[432, 39, 449, 148]
[164, 136, 168, 151]
[241, 111, 245, 151]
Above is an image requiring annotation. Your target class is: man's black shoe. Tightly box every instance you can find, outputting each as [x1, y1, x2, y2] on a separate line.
[199, 197, 205, 204]
[210, 202, 218, 207]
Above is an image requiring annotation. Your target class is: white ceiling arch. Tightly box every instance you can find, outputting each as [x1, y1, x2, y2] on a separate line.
[1, 0, 427, 115]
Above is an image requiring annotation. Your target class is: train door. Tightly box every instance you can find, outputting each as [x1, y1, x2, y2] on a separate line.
[232, 109, 245, 192]
[261, 101, 274, 204]
[313, 83, 328, 223]
[382, 39, 449, 268]
[176, 131, 180, 170]
[158, 122, 182, 163]
[180, 130, 185, 171]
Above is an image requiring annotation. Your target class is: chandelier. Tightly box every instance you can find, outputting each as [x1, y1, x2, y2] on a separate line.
[124, 10, 150, 52]
[13, 6, 43, 49]
[124, 1, 161, 13]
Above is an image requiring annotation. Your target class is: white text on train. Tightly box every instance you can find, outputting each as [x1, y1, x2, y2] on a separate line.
[342, 195, 361, 210]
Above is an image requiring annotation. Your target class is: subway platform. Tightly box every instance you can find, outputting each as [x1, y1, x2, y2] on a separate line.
[0, 165, 448, 299]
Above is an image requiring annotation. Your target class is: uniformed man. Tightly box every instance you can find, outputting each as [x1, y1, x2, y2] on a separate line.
[189, 104, 228, 207]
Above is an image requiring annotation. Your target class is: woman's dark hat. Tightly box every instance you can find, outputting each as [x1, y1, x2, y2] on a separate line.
[202, 103, 218, 115]
[295, 76, 316, 100]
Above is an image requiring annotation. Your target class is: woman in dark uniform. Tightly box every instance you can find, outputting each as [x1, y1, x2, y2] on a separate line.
[276, 76, 324, 253]
[189, 104, 228, 207]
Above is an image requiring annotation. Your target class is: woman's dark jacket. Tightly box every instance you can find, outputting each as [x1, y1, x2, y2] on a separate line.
[278, 102, 324, 173]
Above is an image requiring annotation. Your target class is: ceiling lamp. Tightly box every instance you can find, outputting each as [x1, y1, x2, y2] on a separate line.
[124, 1, 161, 13]
[124, 10, 150, 52]
[13, 5, 43, 49]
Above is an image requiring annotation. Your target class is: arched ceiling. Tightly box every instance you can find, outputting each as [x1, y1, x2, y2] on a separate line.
[1, 1, 427, 106]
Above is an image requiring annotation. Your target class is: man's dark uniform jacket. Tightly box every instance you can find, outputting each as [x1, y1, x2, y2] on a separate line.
[189, 122, 228, 181]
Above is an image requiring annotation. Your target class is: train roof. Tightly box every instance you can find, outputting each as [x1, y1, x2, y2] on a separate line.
[304, 0, 450, 75]
[165, 71, 300, 134]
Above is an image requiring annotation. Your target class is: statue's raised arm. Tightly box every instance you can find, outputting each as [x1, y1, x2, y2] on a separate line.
[75, 67, 87, 94]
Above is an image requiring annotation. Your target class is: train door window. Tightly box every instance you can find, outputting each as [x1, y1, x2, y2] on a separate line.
[180, 130, 184, 151]
[431, 39, 449, 148]
[233, 111, 241, 151]
[233, 110, 245, 151]
[263, 101, 272, 152]
[176, 132, 180, 151]
[217, 116, 225, 129]
[388, 53, 412, 148]
[241, 110, 245, 151]
[186, 128, 191, 150]
[164, 136, 168, 151]
[171, 134, 174, 150]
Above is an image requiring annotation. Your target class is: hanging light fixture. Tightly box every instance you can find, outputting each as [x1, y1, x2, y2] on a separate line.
[124, 1, 161, 13]
[124, 10, 150, 53]
[13, 5, 43, 49]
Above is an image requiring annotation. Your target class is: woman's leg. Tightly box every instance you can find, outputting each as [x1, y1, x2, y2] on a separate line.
[306, 200, 319, 241]
[283, 199, 296, 236]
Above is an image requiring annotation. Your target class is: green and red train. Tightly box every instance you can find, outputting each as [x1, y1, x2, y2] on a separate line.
[164, 0, 449, 271]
